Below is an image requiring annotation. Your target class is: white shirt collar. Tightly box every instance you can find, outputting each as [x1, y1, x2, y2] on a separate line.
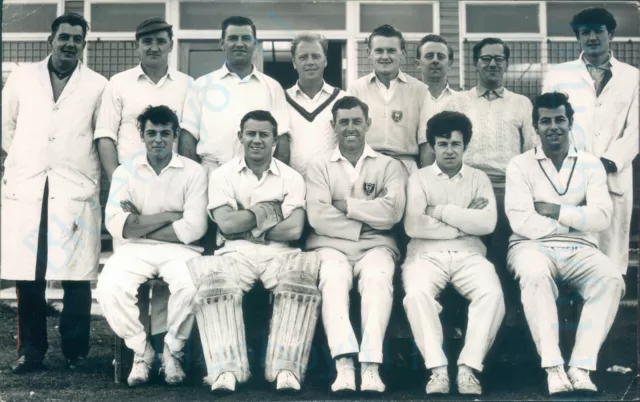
[236, 156, 281, 176]
[134, 63, 175, 81]
[431, 162, 465, 179]
[368, 70, 408, 84]
[533, 145, 578, 161]
[221, 62, 262, 82]
[330, 143, 378, 163]
[292, 81, 334, 98]
[134, 153, 184, 170]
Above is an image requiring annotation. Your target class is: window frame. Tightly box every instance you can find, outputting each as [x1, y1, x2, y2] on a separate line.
[356, 0, 440, 39]
[2, 0, 65, 40]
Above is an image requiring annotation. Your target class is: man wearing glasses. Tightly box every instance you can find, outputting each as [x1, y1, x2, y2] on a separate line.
[443, 37, 537, 329]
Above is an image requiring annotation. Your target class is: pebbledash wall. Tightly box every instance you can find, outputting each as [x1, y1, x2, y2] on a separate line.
[1, 0, 639, 269]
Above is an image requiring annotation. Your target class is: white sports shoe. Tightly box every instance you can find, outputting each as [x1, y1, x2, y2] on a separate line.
[127, 342, 154, 387]
[276, 370, 301, 392]
[211, 372, 237, 393]
[161, 344, 186, 385]
[426, 371, 450, 394]
[457, 370, 482, 395]
[331, 356, 356, 393]
[360, 362, 385, 393]
[546, 365, 574, 395]
[567, 367, 597, 392]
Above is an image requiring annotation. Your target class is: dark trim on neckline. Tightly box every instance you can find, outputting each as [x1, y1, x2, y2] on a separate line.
[285, 87, 340, 122]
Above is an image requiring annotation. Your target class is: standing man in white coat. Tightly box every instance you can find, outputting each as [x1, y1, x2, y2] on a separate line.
[543, 6, 639, 275]
[1, 13, 107, 373]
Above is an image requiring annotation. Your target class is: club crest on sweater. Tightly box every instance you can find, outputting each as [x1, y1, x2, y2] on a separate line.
[391, 110, 403, 122]
[363, 182, 376, 196]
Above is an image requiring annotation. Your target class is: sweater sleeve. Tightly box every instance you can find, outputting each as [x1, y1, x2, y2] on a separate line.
[305, 160, 363, 241]
[346, 159, 407, 230]
[404, 172, 462, 240]
[557, 160, 612, 232]
[505, 158, 571, 239]
[437, 170, 497, 236]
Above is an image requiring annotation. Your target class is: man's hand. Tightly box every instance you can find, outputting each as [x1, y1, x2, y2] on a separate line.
[534, 202, 561, 220]
[333, 200, 348, 214]
[121, 200, 140, 215]
[425, 205, 437, 217]
[468, 197, 489, 210]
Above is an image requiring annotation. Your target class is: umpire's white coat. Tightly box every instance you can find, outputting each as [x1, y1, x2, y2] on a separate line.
[543, 54, 639, 274]
[1, 56, 107, 280]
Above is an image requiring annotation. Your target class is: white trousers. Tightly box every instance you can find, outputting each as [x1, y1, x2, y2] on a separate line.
[507, 243, 625, 370]
[96, 243, 200, 355]
[113, 238, 169, 336]
[317, 247, 395, 363]
[402, 251, 505, 372]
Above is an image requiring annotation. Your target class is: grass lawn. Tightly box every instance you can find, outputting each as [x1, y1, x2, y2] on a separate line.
[0, 302, 637, 401]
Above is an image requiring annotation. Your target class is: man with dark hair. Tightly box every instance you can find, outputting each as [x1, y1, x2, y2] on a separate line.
[286, 32, 346, 176]
[505, 92, 623, 395]
[403, 111, 503, 396]
[416, 34, 457, 166]
[305, 96, 407, 394]
[186, 110, 321, 394]
[350, 24, 429, 174]
[543, 6, 638, 276]
[442, 36, 536, 326]
[2, 12, 107, 374]
[180, 16, 291, 174]
[96, 105, 207, 387]
[95, 17, 194, 338]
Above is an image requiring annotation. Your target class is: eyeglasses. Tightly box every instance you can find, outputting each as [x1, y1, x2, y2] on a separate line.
[478, 55, 507, 65]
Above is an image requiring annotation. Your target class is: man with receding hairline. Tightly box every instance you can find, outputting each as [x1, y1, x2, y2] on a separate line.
[286, 32, 346, 176]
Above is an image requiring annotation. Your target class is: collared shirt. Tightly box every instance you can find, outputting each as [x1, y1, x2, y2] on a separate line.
[505, 147, 612, 248]
[105, 153, 209, 252]
[373, 73, 403, 102]
[475, 84, 505, 101]
[418, 84, 457, 144]
[95, 64, 194, 164]
[286, 81, 346, 175]
[442, 87, 537, 186]
[404, 163, 496, 257]
[329, 144, 378, 184]
[207, 156, 306, 255]
[582, 52, 612, 95]
[181, 63, 291, 167]
[349, 70, 429, 159]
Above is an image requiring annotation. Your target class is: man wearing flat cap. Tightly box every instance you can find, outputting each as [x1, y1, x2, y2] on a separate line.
[94, 17, 195, 350]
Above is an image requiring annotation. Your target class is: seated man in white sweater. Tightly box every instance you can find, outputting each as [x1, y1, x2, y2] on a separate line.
[96, 105, 208, 387]
[305, 96, 407, 394]
[505, 92, 624, 395]
[403, 111, 504, 396]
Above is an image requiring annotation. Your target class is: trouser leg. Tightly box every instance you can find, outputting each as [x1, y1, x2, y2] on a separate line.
[15, 179, 50, 361]
[451, 253, 505, 372]
[507, 244, 563, 368]
[559, 247, 625, 370]
[401, 253, 450, 369]
[16, 280, 48, 361]
[60, 281, 92, 359]
[317, 248, 358, 359]
[354, 248, 396, 364]
[95, 245, 157, 355]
